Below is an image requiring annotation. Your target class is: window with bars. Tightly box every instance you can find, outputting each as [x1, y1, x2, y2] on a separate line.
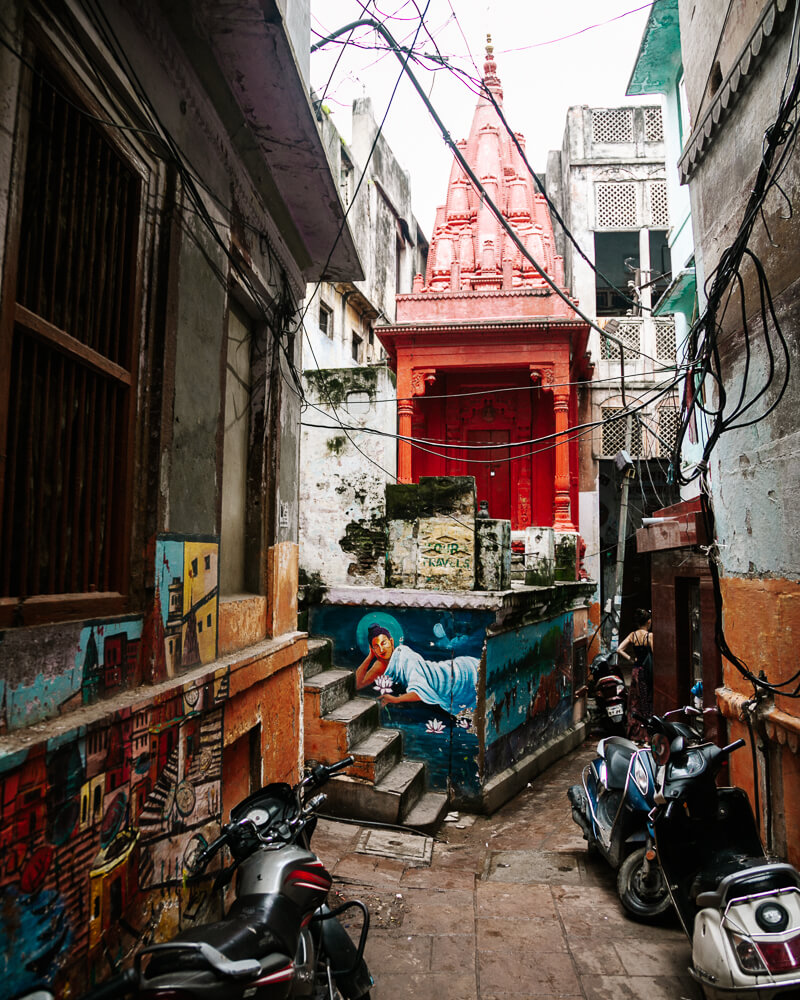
[592, 108, 634, 144]
[0, 58, 141, 621]
[596, 182, 639, 229]
[658, 406, 680, 456]
[600, 319, 642, 360]
[601, 408, 643, 457]
[649, 181, 669, 227]
[655, 318, 677, 360]
[644, 106, 664, 142]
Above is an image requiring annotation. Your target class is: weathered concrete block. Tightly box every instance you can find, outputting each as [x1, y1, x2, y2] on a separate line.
[476, 519, 511, 591]
[385, 482, 420, 522]
[418, 476, 476, 519]
[524, 526, 555, 586]
[554, 530, 579, 582]
[386, 518, 418, 588]
[417, 516, 475, 590]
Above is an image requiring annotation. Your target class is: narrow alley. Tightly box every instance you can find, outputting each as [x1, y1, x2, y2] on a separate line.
[314, 742, 703, 1000]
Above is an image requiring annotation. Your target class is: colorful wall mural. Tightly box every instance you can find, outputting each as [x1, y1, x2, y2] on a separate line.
[484, 614, 575, 778]
[310, 604, 494, 796]
[0, 535, 219, 734]
[310, 604, 576, 798]
[0, 534, 253, 995]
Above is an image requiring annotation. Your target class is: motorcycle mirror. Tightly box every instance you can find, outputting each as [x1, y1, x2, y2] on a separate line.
[651, 732, 671, 767]
[670, 734, 687, 755]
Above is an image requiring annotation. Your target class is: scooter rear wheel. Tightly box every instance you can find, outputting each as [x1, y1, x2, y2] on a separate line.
[617, 847, 671, 921]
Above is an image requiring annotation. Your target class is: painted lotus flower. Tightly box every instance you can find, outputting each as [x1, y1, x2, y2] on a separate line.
[457, 717, 471, 729]
[373, 675, 394, 695]
[425, 719, 446, 734]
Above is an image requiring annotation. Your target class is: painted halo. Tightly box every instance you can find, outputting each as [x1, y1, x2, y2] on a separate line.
[356, 611, 404, 654]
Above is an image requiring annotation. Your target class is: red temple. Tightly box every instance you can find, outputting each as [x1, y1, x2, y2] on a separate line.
[379, 39, 591, 531]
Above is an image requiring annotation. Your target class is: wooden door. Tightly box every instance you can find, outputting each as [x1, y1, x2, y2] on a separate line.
[467, 429, 511, 520]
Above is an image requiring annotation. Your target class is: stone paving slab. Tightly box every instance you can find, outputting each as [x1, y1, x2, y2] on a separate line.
[318, 743, 704, 1000]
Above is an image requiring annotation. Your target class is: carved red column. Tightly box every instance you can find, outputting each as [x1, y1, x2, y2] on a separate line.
[552, 365, 576, 529]
[397, 368, 435, 483]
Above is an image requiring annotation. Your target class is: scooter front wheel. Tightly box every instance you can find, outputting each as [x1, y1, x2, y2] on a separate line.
[617, 847, 672, 921]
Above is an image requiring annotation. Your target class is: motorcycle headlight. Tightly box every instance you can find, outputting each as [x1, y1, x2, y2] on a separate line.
[633, 753, 650, 796]
[667, 749, 705, 779]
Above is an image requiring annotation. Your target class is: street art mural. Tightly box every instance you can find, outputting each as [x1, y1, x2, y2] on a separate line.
[484, 613, 574, 778]
[310, 604, 575, 798]
[0, 534, 225, 994]
[310, 605, 494, 796]
[0, 536, 219, 734]
[156, 535, 219, 677]
[0, 672, 228, 995]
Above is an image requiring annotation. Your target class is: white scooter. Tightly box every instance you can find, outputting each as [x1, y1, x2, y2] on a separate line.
[646, 711, 800, 998]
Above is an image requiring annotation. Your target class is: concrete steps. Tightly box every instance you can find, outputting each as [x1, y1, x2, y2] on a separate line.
[302, 638, 449, 833]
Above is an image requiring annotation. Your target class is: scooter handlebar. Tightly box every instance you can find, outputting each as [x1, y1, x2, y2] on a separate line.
[720, 738, 746, 756]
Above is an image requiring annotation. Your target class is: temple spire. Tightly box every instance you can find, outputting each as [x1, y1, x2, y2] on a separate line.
[483, 34, 503, 103]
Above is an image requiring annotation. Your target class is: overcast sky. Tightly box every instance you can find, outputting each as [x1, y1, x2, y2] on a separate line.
[310, 1, 657, 233]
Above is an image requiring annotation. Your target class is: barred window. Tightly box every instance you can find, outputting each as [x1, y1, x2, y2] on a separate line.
[0, 58, 141, 623]
[601, 319, 642, 360]
[649, 181, 669, 227]
[655, 317, 676, 360]
[592, 108, 634, 144]
[658, 406, 681, 457]
[596, 182, 639, 229]
[601, 407, 643, 457]
[644, 106, 664, 142]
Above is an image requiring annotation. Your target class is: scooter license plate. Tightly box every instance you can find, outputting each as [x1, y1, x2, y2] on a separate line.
[608, 704, 624, 718]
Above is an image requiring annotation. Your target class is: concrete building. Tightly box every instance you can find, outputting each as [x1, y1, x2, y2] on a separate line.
[546, 103, 681, 638]
[0, 0, 358, 992]
[661, 0, 800, 866]
[626, 0, 723, 740]
[299, 97, 428, 590]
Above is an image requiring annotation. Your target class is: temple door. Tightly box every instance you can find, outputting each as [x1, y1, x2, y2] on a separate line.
[467, 429, 510, 520]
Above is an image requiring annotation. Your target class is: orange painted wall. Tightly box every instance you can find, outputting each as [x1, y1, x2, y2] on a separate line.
[719, 576, 800, 864]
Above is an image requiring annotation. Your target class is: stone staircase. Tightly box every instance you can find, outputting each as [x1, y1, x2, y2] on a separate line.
[303, 638, 449, 834]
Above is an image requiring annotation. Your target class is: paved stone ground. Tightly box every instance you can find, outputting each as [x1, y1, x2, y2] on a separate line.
[313, 741, 705, 1000]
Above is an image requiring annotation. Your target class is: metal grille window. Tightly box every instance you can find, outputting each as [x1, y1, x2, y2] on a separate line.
[592, 108, 634, 144]
[644, 106, 664, 142]
[601, 319, 642, 360]
[655, 317, 677, 360]
[596, 182, 639, 229]
[658, 406, 680, 457]
[649, 181, 670, 227]
[601, 407, 643, 457]
[0, 61, 140, 616]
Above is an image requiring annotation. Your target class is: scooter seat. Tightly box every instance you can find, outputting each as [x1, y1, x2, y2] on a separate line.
[694, 860, 800, 909]
[603, 739, 639, 789]
[143, 917, 289, 977]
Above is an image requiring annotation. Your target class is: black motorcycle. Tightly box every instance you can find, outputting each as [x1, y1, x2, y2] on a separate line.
[588, 652, 628, 735]
[28, 757, 372, 1000]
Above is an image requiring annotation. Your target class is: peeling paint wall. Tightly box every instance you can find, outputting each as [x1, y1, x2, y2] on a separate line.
[299, 366, 395, 587]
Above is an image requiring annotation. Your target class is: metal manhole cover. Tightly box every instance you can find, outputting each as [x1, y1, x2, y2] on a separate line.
[355, 828, 433, 865]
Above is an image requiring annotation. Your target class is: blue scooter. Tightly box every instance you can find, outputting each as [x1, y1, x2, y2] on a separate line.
[568, 731, 669, 920]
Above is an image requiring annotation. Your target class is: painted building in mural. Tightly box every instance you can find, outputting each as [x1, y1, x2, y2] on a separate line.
[378, 40, 591, 538]
[0, 0, 360, 994]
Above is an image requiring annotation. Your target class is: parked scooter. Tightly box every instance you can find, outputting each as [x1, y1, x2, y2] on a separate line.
[567, 728, 669, 919]
[646, 712, 800, 998]
[25, 757, 372, 1000]
[587, 652, 628, 736]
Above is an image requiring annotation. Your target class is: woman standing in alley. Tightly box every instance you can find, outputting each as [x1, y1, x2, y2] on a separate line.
[617, 609, 653, 742]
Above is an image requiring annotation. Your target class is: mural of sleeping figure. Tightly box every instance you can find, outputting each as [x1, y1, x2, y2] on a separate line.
[355, 623, 479, 715]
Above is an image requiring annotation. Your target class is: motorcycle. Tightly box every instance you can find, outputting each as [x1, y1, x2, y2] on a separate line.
[646, 713, 800, 998]
[27, 757, 372, 1000]
[567, 728, 670, 920]
[587, 652, 628, 736]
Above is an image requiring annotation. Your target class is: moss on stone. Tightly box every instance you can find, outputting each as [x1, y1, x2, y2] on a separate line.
[326, 435, 347, 455]
[304, 367, 379, 407]
[386, 482, 420, 521]
[339, 518, 388, 575]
